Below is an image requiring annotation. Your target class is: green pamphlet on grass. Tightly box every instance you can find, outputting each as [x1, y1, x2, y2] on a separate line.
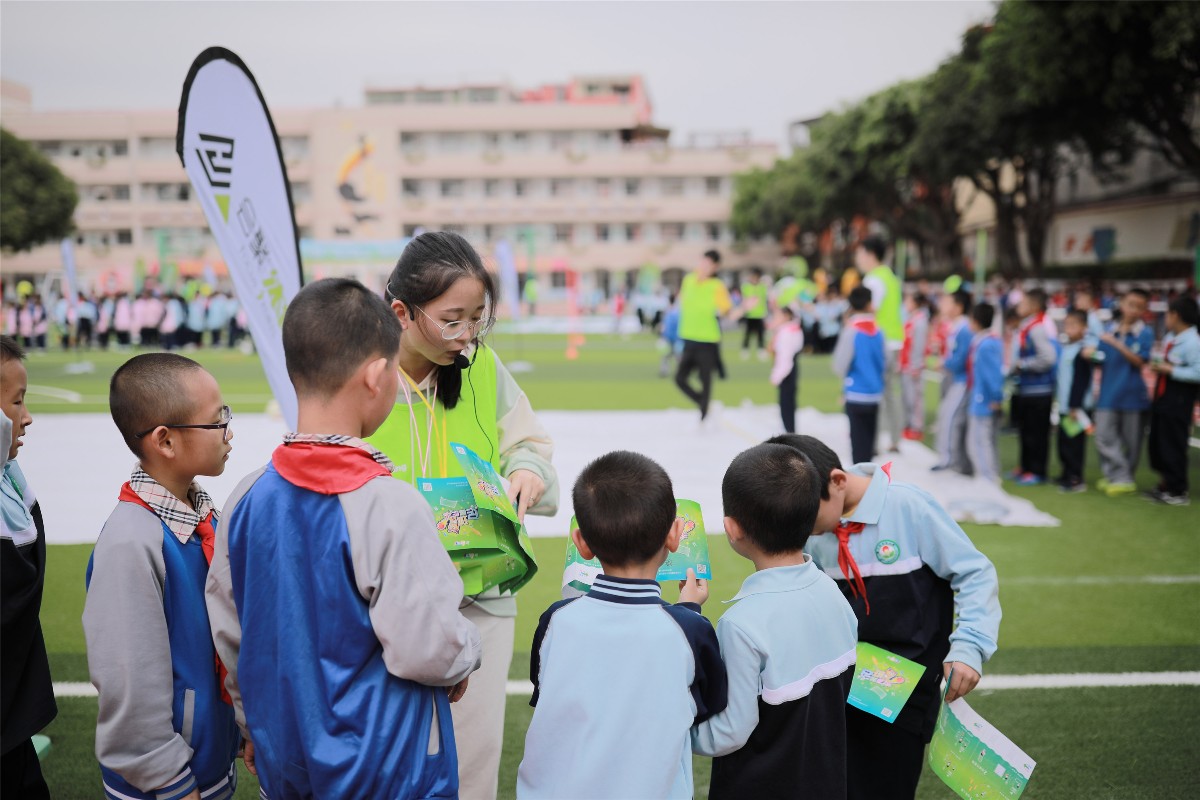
[847, 642, 925, 723]
[562, 499, 712, 592]
[928, 692, 1036, 799]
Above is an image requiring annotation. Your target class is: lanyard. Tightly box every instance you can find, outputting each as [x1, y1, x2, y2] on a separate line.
[398, 368, 449, 481]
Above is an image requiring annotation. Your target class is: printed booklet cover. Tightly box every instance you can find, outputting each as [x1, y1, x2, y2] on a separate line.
[928, 693, 1037, 799]
[562, 498, 712, 592]
[847, 642, 926, 723]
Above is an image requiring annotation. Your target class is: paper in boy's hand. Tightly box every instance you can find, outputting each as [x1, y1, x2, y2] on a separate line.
[928, 695, 1036, 800]
[449, 441, 520, 522]
[561, 500, 713, 591]
[847, 642, 925, 723]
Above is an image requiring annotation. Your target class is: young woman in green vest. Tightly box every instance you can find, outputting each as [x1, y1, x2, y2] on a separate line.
[368, 231, 559, 800]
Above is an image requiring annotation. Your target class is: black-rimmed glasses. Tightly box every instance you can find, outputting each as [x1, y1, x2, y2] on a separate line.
[135, 405, 233, 443]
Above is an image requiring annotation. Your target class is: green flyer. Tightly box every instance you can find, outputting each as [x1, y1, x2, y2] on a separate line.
[928, 695, 1036, 799]
[847, 643, 926, 723]
[562, 499, 712, 592]
[415, 442, 539, 595]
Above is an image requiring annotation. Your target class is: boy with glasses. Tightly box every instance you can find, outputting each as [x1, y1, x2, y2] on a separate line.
[83, 353, 243, 800]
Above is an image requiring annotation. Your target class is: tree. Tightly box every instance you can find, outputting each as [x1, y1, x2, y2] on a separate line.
[0, 128, 77, 253]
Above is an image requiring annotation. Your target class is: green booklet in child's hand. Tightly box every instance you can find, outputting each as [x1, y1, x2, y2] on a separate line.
[927, 690, 1037, 799]
[847, 642, 926, 723]
[415, 442, 539, 595]
[562, 499, 712, 593]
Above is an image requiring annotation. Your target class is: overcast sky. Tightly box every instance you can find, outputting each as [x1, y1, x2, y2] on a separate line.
[2, 1, 994, 147]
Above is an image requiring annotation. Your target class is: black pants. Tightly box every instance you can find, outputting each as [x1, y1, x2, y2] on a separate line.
[847, 707, 926, 800]
[675, 341, 720, 418]
[1, 739, 51, 800]
[742, 317, 765, 350]
[779, 362, 798, 433]
[846, 402, 879, 465]
[1057, 423, 1087, 484]
[1018, 394, 1052, 477]
[1149, 411, 1191, 495]
[77, 317, 93, 347]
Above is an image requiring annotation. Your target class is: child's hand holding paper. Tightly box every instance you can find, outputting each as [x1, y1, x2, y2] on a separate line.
[678, 568, 708, 606]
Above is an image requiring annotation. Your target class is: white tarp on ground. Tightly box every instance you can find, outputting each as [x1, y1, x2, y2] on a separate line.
[23, 404, 1056, 546]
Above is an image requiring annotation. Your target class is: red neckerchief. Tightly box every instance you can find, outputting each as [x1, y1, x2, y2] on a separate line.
[118, 484, 230, 704]
[831, 462, 893, 616]
[1155, 339, 1175, 399]
[1018, 313, 1044, 348]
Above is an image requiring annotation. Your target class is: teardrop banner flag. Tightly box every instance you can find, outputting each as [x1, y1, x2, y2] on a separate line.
[177, 47, 303, 428]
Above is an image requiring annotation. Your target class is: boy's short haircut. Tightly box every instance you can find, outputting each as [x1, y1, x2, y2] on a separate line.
[282, 278, 401, 398]
[1004, 306, 1020, 323]
[859, 234, 887, 263]
[750, 267, 764, 278]
[1126, 287, 1150, 301]
[911, 293, 930, 309]
[1024, 288, 1048, 311]
[1065, 308, 1088, 326]
[766, 434, 843, 501]
[952, 289, 973, 314]
[703, 249, 722, 265]
[848, 286, 873, 312]
[573, 451, 675, 567]
[722, 443, 821, 554]
[1, 335, 25, 363]
[110, 353, 205, 458]
[1169, 295, 1200, 327]
[971, 303, 995, 330]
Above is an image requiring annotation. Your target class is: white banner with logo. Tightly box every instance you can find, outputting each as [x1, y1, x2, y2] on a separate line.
[60, 238, 79, 307]
[495, 239, 521, 320]
[177, 47, 302, 428]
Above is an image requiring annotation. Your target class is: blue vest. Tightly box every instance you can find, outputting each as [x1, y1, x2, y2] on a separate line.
[1016, 328, 1057, 396]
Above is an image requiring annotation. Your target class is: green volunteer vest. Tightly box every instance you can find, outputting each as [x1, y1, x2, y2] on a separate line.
[368, 344, 501, 485]
[678, 274, 727, 343]
[869, 264, 904, 344]
[741, 282, 769, 319]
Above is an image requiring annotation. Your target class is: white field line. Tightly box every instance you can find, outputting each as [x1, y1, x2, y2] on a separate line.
[26, 385, 83, 403]
[1003, 575, 1200, 586]
[56, 672, 1200, 701]
[1190, 437, 1200, 450]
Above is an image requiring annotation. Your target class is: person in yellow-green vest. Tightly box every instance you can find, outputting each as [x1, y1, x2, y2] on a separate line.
[368, 231, 559, 800]
[740, 268, 769, 361]
[858, 235, 905, 454]
[675, 249, 733, 423]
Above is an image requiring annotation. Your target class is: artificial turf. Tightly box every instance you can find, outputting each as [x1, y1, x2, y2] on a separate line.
[21, 334, 1200, 798]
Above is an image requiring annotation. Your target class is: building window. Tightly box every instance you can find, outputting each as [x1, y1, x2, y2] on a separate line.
[596, 224, 610, 242]
[416, 91, 445, 104]
[510, 132, 530, 152]
[625, 223, 642, 242]
[514, 179, 529, 197]
[595, 178, 612, 198]
[550, 271, 568, 289]
[554, 224, 572, 243]
[402, 179, 422, 198]
[400, 132, 423, 152]
[705, 176, 723, 196]
[444, 224, 466, 235]
[550, 131, 573, 151]
[662, 223, 684, 242]
[437, 132, 465, 153]
[550, 178, 574, 197]
[661, 177, 685, 196]
[469, 88, 499, 103]
[403, 224, 422, 237]
[483, 224, 497, 241]
[707, 222, 722, 242]
[113, 140, 129, 157]
[624, 178, 640, 197]
[441, 179, 465, 198]
[116, 229, 133, 245]
[484, 179, 502, 197]
[483, 132, 501, 149]
[139, 137, 176, 158]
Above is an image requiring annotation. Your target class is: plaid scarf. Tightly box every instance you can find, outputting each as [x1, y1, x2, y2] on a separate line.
[128, 467, 216, 545]
[282, 432, 396, 472]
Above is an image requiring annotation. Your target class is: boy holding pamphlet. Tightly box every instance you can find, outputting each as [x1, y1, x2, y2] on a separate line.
[691, 443, 858, 799]
[769, 434, 1001, 800]
[518, 451, 726, 799]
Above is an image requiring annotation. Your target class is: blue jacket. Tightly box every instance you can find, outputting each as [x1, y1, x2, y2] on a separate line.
[1014, 315, 1058, 397]
[1152, 325, 1200, 419]
[1096, 321, 1154, 411]
[692, 561, 857, 799]
[805, 464, 1000, 738]
[519, 575, 727, 799]
[1057, 339, 1094, 411]
[969, 332, 1004, 417]
[206, 443, 482, 800]
[833, 315, 886, 404]
[944, 319, 973, 384]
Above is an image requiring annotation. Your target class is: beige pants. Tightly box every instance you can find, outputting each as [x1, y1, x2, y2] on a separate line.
[451, 604, 515, 800]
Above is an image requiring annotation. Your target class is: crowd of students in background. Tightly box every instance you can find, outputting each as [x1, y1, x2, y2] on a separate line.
[2, 287, 248, 352]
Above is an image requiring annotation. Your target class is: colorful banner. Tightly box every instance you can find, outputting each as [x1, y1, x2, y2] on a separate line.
[847, 642, 925, 723]
[60, 238, 79, 307]
[495, 239, 521, 321]
[177, 47, 303, 428]
[928, 694, 1037, 799]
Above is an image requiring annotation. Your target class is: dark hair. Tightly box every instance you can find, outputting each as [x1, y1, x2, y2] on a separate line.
[1169, 295, 1200, 327]
[848, 285, 873, 312]
[1004, 306, 1020, 322]
[859, 234, 887, 263]
[573, 451, 676, 567]
[766, 434, 843, 500]
[910, 293, 930, 310]
[971, 303, 995, 329]
[749, 267, 763, 278]
[703, 249, 721, 265]
[387, 231, 497, 410]
[951, 289, 972, 314]
[0, 335, 25, 363]
[283, 278, 400, 398]
[1065, 309, 1089, 326]
[1126, 287, 1150, 301]
[1024, 288, 1047, 312]
[722, 443, 821, 555]
[110, 353, 206, 457]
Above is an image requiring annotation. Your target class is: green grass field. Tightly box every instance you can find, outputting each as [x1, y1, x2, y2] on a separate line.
[21, 335, 1200, 799]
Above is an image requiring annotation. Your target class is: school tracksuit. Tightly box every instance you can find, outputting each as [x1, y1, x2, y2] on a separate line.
[1056, 339, 1095, 487]
[1094, 321, 1155, 486]
[1150, 326, 1200, 497]
[1013, 314, 1059, 479]
[833, 314, 886, 465]
[935, 319, 974, 472]
[966, 330, 1004, 484]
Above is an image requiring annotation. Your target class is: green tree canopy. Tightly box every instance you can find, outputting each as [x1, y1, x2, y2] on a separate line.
[1, 128, 77, 253]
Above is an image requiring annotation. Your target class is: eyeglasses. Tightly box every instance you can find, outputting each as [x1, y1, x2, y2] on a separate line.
[415, 305, 495, 340]
[135, 405, 233, 443]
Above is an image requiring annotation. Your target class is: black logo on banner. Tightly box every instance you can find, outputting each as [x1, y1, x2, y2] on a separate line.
[196, 133, 234, 188]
